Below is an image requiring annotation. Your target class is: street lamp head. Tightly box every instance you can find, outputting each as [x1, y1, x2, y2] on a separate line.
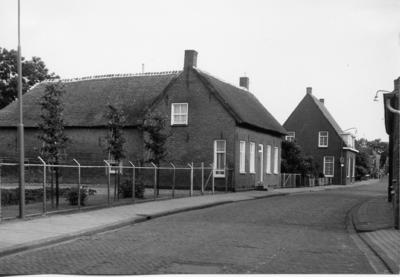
[374, 90, 391, 101]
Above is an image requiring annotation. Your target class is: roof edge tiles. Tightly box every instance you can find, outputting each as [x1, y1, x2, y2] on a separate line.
[194, 67, 249, 92]
[39, 70, 182, 84]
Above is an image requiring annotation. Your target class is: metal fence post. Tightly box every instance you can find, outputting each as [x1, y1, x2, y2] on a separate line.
[151, 162, 157, 201]
[211, 163, 214, 195]
[170, 163, 175, 198]
[201, 162, 204, 195]
[129, 161, 135, 203]
[73, 159, 81, 210]
[225, 166, 228, 193]
[38, 157, 47, 215]
[0, 163, 2, 222]
[188, 163, 193, 197]
[104, 160, 111, 205]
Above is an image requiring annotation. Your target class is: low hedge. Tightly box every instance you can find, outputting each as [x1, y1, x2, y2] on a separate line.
[1, 187, 94, 206]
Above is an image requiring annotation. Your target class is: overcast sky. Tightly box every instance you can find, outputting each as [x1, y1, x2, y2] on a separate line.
[1, 0, 399, 141]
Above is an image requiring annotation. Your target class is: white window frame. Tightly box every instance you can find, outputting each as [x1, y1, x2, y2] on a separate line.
[319, 131, 328, 147]
[214, 140, 226, 178]
[240, 141, 246, 173]
[171, 103, 188, 125]
[259, 144, 264, 182]
[323, 156, 334, 177]
[286, 132, 295, 142]
[352, 158, 355, 177]
[347, 158, 351, 178]
[249, 142, 255, 173]
[274, 147, 279, 174]
[266, 145, 271, 174]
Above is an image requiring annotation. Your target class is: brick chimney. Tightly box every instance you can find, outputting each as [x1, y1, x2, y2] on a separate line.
[307, 87, 312, 94]
[240, 77, 249, 90]
[319, 99, 325, 104]
[184, 50, 198, 69]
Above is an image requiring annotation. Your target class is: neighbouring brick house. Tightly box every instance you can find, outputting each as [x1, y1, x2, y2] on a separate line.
[0, 50, 287, 190]
[383, 77, 399, 229]
[283, 88, 358, 185]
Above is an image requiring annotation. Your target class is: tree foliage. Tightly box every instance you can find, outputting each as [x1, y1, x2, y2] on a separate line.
[105, 104, 126, 162]
[356, 138, 389, 167]
[141, 111, 170, 164]
[0, 47, 59, 109]
[38, 82, 72, 158]
[281, 140, 318, 177]
[37, 82, 72, 208]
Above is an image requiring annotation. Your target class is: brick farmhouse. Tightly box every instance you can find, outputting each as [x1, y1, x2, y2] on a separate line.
[283, 88, 358, 185]
[0, 50, 287, 191]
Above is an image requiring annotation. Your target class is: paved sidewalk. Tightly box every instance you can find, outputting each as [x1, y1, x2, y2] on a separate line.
[352, 189, 400, 274]
[0, 177, 396, 275]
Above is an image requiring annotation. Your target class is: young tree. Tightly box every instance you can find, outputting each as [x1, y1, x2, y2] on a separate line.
[141, 111, 170, 195]
[0, 47, 59, 109]
[105, 104, 126, 199]
[281, 140, 318, 176]
[38, 82, 72, 208]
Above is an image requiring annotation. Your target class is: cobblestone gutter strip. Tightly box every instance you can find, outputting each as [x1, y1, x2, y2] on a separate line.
[0, 216, 148, 259]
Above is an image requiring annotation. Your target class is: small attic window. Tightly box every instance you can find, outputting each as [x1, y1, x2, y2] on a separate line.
[319, 131, 328, 147]
[171, 103, 188, 125]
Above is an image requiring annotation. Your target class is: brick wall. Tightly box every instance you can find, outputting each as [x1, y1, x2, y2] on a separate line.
[235, 126, 282, 190]
[391, 92, 399, 229]
[0, 127, 143, 184]
[151, 68, 282, 190]
[283, 95, 347, 185]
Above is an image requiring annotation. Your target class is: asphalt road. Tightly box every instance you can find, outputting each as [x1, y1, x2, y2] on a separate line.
[0, 183, 386, 274]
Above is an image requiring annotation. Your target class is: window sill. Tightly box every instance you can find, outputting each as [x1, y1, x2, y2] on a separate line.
[266, 172, 272, 174]
[318, 146, 328, 148]
[240, 171, 246, 175]
[250, 172, 255, 174]
[214, 175, 225, 179]
[171, 124, 188, 127]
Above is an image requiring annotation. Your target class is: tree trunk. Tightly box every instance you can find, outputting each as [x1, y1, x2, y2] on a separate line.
[50, 161, 54, 208]
[156, 162, 160, 196]
[55, 156, 59, 209]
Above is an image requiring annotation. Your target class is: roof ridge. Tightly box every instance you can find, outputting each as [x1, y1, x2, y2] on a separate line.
[194, 67, 250, 93]
[40, 70, 182, 84]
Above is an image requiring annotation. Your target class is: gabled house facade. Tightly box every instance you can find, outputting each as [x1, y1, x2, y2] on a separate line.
[0, 50, 287, 190]
[283, 87, 358, 185]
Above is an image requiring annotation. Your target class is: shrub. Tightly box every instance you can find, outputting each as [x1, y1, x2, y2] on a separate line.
[119, 177, 146, 199]
[64, 187, 88, 206]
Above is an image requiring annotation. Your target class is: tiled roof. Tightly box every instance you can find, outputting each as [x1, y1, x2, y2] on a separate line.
[0, 71, 181, 127]
[194, 68, 287, 135]
[308, 93, 343, 137]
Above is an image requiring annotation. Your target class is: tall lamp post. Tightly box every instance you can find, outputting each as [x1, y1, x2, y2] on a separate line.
[18, 0, 25, 219]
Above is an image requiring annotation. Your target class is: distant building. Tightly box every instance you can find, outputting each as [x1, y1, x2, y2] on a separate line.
[283, 87, 358, 185]
[357, 146, 381, 177]
[0, 50, 287, 190]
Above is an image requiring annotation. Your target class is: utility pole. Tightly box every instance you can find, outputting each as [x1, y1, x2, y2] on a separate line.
[18, 0, 25, 218]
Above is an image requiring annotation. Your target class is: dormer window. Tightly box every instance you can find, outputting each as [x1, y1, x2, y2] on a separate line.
[171, 103, 188, 125]
[286, 132, 295, 142]
[319, 131, 328, 147]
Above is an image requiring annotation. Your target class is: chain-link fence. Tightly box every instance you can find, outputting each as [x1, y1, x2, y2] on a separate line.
[0, 157, 233, 221]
